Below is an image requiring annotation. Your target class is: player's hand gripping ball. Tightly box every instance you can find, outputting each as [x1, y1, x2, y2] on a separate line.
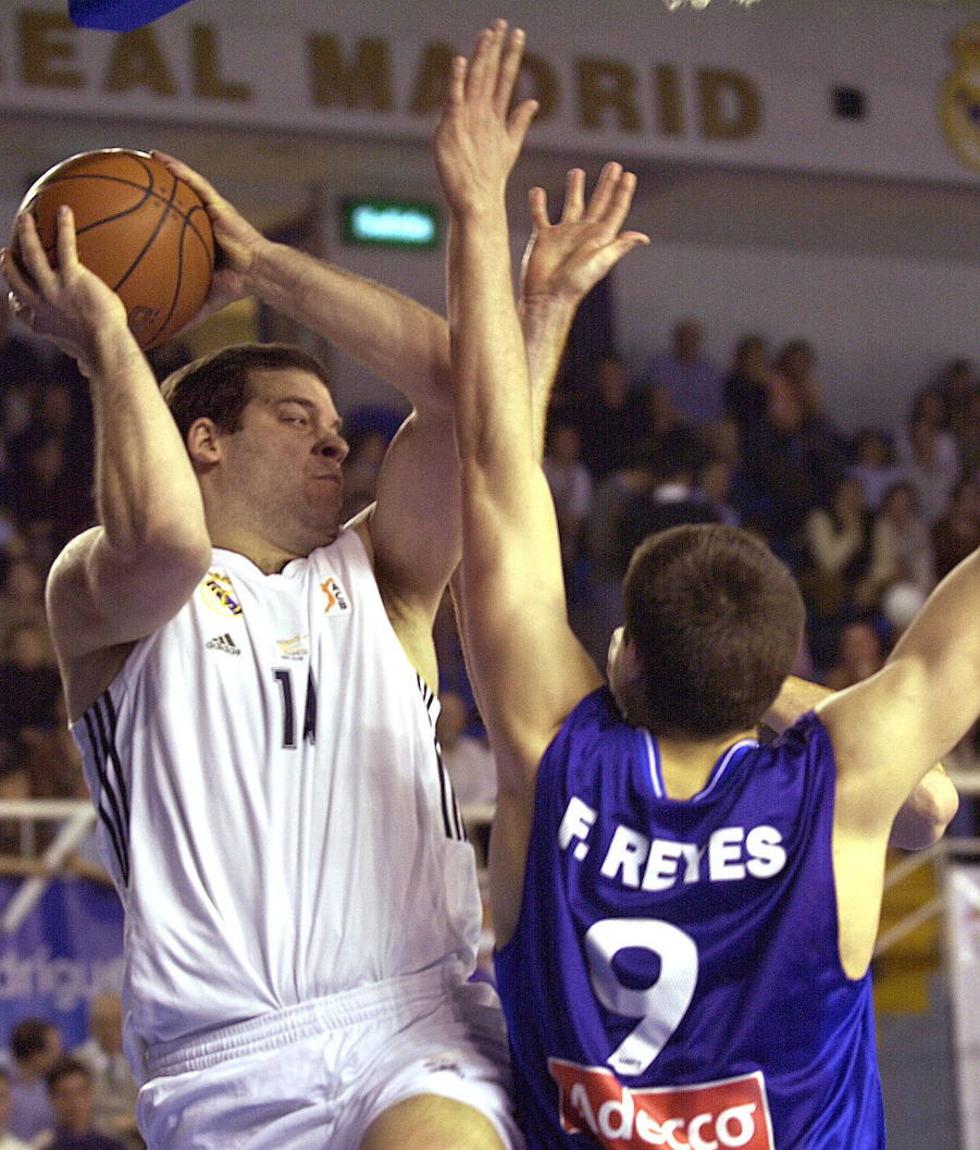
[17, 148, 215, 350]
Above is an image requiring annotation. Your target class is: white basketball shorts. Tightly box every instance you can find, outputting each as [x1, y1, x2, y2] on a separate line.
[136, 961, 523, 1150]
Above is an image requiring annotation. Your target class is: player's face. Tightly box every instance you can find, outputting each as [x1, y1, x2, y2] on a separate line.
[221, 368, 350, 553]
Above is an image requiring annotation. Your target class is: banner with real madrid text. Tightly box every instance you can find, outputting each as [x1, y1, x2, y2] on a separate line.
[0, 0, 977, 186]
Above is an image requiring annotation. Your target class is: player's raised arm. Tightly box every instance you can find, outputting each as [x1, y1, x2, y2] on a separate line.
[817, 548, 979, 835]
[435, 22, 648, 939]
[2, 209, 210, 706]
[764, 675, 959, 850]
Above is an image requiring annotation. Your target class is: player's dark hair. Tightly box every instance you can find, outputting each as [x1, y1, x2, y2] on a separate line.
[46, 1056, 91, 1091]
[9, 1018, 56, 1062]
[623, 524, 805, 737]
[160, 342, 332, 443]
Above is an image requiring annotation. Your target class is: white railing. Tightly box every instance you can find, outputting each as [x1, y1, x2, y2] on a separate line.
[0, 800, 97, 934]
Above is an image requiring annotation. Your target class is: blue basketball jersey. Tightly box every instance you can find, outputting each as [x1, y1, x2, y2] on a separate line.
[495, 689, 884, 1150]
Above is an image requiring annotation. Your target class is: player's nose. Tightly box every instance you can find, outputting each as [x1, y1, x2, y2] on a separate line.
[314, 434, 349, 464]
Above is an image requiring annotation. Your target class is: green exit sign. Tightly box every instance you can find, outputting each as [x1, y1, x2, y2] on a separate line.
[341, 198, 441, 250]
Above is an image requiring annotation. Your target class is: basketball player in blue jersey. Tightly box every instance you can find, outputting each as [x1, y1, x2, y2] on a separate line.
[0, 57, 647, 1147]
[435, 24, 968, 1150]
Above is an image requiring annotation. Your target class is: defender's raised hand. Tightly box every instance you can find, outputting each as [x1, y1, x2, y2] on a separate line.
[433, 20, 538, 216]
[521, 164, 650, 309]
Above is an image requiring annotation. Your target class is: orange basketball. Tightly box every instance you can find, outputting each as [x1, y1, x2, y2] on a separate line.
[18, 148, 215, 350]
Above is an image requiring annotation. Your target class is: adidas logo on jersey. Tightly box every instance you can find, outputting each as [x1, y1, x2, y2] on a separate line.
[206, 633, 241, 656]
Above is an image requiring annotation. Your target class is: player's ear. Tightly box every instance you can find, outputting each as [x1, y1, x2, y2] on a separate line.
[186, 417, 222, 467]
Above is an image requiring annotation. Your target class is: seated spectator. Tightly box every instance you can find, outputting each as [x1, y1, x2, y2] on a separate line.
[0, 1068, 30, 1150]
[774, 338, 825, 421]
[0, 303, 47, 449]
[723, 333, 770, 438]
[36, 1059, 127, 1150]
[4, 1019, 61, 1143]
[71, 998, 139, 1150]
[896, 396, 960, 522]
[824, 618, 886, 690]
[932, 476, 980, 580]
[640, 318, 723, 423]
[865, 480, 936, 607]
[0, 558, 51, 663]
[618, 424, 719, 564]
[848, 428, 904, 512]
[799, 474, 874, 623]
[0, 623, 63, 777]
[4, 436, 93, 564]
[571, 354, 648, 480]
[695, 455, 740, 526]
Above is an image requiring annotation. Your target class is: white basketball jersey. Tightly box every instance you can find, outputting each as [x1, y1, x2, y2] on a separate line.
[71, 528, 479, 1052]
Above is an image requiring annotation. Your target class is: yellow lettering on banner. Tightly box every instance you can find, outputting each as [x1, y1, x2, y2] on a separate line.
[698, 68, 760, 140]
[308, 35, 393, 111]
[575, 58, 641, 133]
[192, 24, 251, 102]
[104, 27, 178, 96]
[19, 10, 83, 90]
[409, 41, 454, 115]
[522, 52, 559, 123]
[653, 64, 684, 137]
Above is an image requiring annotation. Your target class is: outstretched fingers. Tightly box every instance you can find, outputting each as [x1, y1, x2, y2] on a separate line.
[465, 20, 505, 105]
[528, 186, 552, 233]
[561, 169, 586, 224]
[584, 162, 624, 223]
[493, 25, 525, 116]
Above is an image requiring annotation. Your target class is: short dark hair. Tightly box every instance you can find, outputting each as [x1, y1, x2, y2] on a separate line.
[160, 342, 332, 443]
[46, 1057, 91, 1092]
[9, 1018, 56, 1062]
[623, 524, 805, 737]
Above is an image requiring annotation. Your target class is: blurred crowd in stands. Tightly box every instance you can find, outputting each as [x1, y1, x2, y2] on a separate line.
[0, 289, 977, 1142]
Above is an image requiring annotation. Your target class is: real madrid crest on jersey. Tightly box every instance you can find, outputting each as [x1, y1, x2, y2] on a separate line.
[199, 570, 244, 617]
[940, 23, 980, 173]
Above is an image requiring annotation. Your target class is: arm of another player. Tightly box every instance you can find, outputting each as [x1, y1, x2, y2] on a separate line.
[817, 547, 980, 839]
[436, 24, 647, 939]
[764, 675, 958, 850]
[2, 211, 210, 693]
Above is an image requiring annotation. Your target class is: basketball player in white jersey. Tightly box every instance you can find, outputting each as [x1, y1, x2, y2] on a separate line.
[0, 53, 647, 1145]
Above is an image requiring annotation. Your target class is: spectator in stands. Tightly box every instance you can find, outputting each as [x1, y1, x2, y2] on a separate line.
[5, 1018, 61, 1143]
[71, 998, 139, 1150]
[0, 623, 62, 776]
[0, 1069, 29, 1150]
[848, 427, 905, 512]
[933, 356, 975, 439]
[738, 370, 843, 557]
[542, 420, 592, 583]
[0, 299, 47, 449]
[618, 424, 719, 565]
[954, 385, 980, 483]
[896, 393, 960, 522]
[722, 332, 770, 438]
[932, 476, 980, 580]
[695, 455, 741, 526]
[824, 618, 886, 690]
[37, 1059, 127, 1150]
[774, 338, 824, 422]
[4, 435, 93, 567]
[571, 353, 647, 479]
[640, 317, 723, 423]
[0, 558, 50, 662]
[865, 481, 936, 611]
[799, 474, 875, 627]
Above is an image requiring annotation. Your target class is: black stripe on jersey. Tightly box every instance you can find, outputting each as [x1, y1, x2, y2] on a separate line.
[83, 693, 130, 886]
[417, 675, 466, 843]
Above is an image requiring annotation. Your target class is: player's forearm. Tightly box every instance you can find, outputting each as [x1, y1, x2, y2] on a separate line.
[246, 240, 453, 412]
[450, 210, 534, 468]
[888, 763, 959, 851]
[520, 295, 576, 460]
[89, 324, 207, 556]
